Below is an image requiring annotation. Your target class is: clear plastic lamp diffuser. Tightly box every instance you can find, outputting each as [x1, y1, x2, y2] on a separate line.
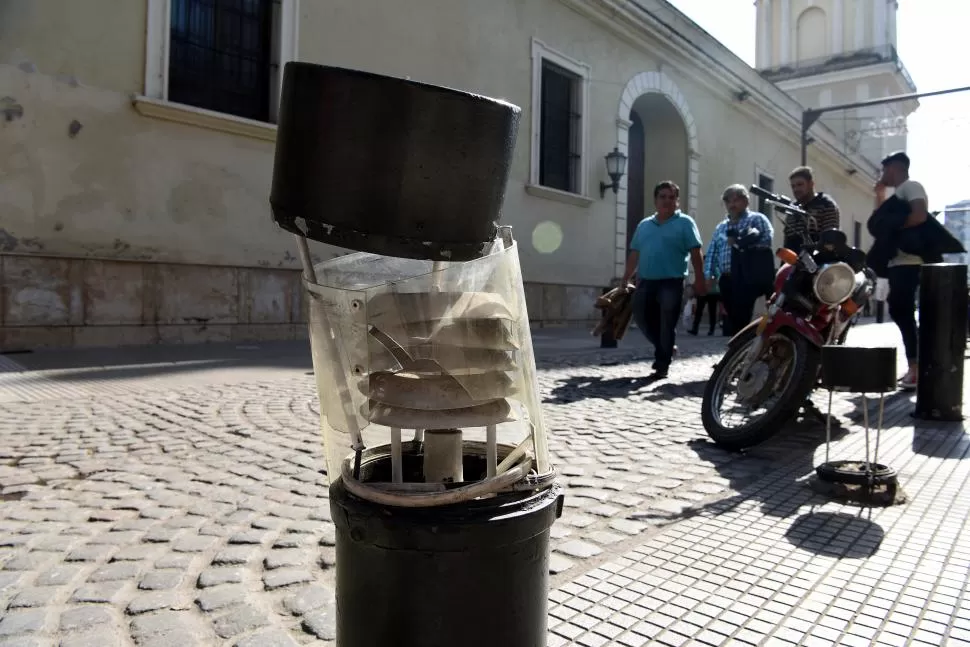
[304, 233, 550, 507]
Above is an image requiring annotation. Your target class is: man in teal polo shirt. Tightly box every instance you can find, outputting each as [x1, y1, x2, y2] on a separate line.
[622, 180, 706, 377]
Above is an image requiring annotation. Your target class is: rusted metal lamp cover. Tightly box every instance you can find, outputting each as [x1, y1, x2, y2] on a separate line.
[272, 63, 562, 647]
[270, 63, 521, 262]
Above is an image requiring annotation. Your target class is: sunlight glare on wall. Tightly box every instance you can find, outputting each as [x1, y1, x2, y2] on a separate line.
[531, 221, 563, 254]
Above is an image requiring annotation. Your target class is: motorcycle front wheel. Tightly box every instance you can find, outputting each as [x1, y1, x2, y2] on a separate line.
[701, 326, 820, 451]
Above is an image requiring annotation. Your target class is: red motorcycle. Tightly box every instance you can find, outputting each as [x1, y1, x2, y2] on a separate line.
[701, 187, 876, 450]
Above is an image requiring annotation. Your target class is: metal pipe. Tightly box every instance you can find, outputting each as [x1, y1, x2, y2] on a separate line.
[825, 390, 833, 464]
[486, 424, 498, 477]
[874, 395, 884, 466]
[800, 85, 970, 166]
[391, 427, 403, 484]
[294, 234, 318, 283]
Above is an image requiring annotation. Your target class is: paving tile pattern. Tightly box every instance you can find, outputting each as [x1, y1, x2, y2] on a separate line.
[0, 323, 963, 646]
[547, 359, 970, 646]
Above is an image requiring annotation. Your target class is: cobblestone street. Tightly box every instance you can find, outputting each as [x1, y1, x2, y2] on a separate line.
[0, 322, 968, 646]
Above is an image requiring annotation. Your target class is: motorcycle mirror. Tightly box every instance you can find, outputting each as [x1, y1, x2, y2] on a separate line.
[776, 248, 798, 265]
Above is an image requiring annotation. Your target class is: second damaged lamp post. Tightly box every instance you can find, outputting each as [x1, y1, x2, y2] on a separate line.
[269, 63, 564, 647]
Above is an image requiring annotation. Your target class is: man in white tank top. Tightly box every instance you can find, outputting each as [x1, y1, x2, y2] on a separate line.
[875, 151, 929, 391]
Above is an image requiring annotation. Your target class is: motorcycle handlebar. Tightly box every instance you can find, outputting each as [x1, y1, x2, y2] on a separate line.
[747, 185, 807, 217]
[748, 185, 792, 205]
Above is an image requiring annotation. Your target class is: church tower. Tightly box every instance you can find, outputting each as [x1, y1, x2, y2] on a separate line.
[755, 0, 917, 167]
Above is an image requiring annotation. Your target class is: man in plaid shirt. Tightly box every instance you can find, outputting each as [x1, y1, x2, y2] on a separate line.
[786, 165, 841, 252]
[704, 184, 774, 335]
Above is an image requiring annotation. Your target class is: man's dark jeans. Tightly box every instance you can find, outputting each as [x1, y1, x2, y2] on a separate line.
[719, 273, 758, 336]
[887, 264, 920, 362]
[632, 278, 684, 372]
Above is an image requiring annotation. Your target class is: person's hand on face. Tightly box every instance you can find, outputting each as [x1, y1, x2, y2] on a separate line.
[877, 164, 894, 190]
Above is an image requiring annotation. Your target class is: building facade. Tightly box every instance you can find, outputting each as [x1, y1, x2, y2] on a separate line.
[1, 0, 883, 350]
[756, 0, 917, 169]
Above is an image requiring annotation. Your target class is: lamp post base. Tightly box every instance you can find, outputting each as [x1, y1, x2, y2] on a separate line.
[329, 477, 564, 647]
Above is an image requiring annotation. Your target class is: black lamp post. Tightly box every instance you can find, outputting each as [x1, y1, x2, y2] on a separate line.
[600, 147, 628, 198]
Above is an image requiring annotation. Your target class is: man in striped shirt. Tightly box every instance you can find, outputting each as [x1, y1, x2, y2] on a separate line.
[786, 165, 841, 252]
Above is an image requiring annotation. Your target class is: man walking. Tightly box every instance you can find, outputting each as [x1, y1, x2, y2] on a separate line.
[622, 181, 706, 378]
[704, 184, 774, 336]
[787, 165, 841, 252]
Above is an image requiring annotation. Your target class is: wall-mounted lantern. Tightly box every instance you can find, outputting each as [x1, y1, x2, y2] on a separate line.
[600, 147, 628, 198]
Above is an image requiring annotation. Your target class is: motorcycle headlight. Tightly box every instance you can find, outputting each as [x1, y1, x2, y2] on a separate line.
[813, 262, 857, 305]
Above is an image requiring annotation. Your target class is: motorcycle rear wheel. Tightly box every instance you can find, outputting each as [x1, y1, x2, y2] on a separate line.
[702, 327, 820, 451]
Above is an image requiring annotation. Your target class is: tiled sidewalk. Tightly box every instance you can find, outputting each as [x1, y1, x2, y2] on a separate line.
[548, 381, 970, 646]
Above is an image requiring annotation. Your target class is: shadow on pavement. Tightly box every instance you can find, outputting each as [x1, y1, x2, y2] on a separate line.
[2, 343, 315, 385]
[685, 414, 853, 521]
[911, 419, 970, 458]
[638, 379, 708, 402]
[784, 510, 885, 558]
[3, 340, 313, 375]
[835, 390, 970, 460]
[3, 326, 682, 378]
[543, 369, 710, 404]
[543, 374, 664, 404]
[838, 390, 914, 428]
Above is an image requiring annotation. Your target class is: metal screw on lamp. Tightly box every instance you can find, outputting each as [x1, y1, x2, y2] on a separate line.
[600, 147, 628, 198]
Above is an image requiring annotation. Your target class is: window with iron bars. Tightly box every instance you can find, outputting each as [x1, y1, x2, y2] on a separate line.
[757, 173, 774, 220]
[168, 0, 280, 123]
[539, 60, 582, 194]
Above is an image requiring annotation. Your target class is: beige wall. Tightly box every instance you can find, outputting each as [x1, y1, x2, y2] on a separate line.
[0, 0, 881, 347]
[0, 1, 146, 94]
[0, 66, 303, 268]
[298, 0, 876, 282]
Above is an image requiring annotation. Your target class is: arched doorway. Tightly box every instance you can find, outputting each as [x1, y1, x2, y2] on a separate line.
[614, 72, 699, 278]
[625, 94, 690, 248]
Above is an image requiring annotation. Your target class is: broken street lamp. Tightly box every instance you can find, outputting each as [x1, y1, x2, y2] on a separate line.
[270, 63, 563, 647]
